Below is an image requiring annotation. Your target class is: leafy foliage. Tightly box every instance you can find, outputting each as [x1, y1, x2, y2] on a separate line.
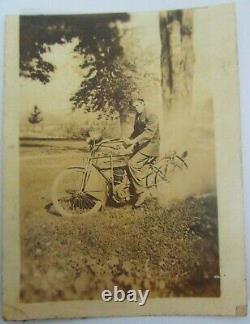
[71, 60, 137, 117]
[20, 14, 137, 116]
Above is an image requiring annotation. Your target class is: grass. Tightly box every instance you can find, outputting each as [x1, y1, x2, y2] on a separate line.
[20, 141, 220, 302]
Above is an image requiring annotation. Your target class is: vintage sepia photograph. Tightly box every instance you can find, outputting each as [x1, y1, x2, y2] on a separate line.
[3, 3, 247, 320]
[19, 9, 219, 302]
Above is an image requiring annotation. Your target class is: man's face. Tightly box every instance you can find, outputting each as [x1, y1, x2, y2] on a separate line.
[133, 100, 144, 114]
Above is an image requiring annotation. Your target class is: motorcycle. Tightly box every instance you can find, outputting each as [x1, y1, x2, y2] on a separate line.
[51, 138, 188, 217]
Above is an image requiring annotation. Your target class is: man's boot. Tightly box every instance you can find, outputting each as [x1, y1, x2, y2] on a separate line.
[134, 192, 148, 208]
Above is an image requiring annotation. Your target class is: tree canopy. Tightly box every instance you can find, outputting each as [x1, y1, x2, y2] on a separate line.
[20, 14, 136, 117]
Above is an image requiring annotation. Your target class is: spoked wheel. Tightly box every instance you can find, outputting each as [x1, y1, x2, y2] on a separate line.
[51, 168, 103, 217]
[145, 157, 169, 188]
[146, 155, 188, 188]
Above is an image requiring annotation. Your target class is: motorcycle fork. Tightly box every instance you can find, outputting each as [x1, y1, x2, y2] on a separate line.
[80, 156, 91, 192]
[110, 154, 114, 194]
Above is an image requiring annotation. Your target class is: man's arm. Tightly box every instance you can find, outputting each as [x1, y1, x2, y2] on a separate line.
[133, 113, 158, 147]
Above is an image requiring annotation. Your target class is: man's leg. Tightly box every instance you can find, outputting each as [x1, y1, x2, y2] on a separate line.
[127, 151, 150, 206]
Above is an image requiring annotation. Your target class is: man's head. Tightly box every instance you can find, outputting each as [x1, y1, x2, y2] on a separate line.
[131, 98, 145, 114]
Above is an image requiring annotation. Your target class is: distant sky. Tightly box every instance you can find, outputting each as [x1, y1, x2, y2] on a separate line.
[130, 12, 160, 51]
[20, 38, 82, 121]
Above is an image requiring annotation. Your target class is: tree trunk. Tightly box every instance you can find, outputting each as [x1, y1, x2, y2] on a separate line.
[160, 10, 194, 113]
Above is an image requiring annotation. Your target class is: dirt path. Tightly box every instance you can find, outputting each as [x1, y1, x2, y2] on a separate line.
[20, 152, 83, 161]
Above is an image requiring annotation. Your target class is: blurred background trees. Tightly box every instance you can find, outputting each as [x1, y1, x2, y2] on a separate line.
[20, 14, 137, 135]
[20, 11, 195, 139]
[28, 105, 43, 124]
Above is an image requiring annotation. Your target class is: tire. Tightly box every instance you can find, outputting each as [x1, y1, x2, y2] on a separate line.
[146, 155, 188, 187]
[145, 157, 168, 188]
[51, 167, 103, 217]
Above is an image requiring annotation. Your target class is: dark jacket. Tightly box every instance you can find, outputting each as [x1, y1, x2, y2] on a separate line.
[130, 110, 160, 157]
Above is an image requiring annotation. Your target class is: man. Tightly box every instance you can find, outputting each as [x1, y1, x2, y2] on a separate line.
[124, 98, 160, 207]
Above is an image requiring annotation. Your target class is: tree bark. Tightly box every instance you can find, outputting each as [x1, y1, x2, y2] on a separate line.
[160, 10, 194, 113]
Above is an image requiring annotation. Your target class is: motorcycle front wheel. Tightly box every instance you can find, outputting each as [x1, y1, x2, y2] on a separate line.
[51, 167, 103, 217]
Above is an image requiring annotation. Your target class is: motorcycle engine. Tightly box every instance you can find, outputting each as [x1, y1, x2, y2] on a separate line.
[112, 169, 130, 204]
